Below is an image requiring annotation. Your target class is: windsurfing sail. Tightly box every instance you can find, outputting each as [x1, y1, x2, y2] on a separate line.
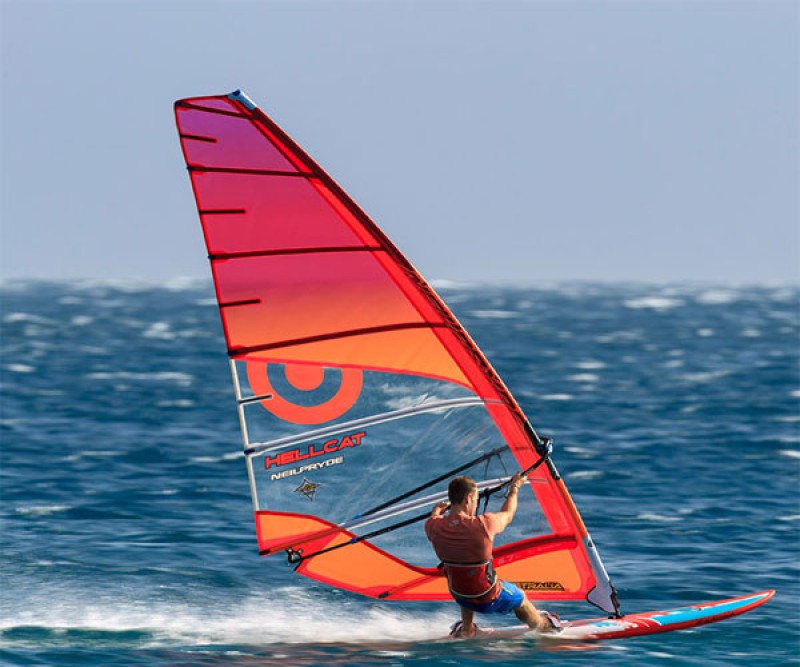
[174, 89, 620, 615]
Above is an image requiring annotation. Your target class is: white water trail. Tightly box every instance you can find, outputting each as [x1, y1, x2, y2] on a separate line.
[0, 587, 455, 647]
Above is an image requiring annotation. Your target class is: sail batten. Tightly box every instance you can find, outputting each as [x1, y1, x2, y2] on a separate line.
[229, 322, 452, 358]
[189, 166, 310, 177]
[243, 396, 492, 457]
[209, 246, 384, 261]
[175, 90, 620, 615]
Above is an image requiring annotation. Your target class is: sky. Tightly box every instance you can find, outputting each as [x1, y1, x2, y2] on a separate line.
[1, 0, 798, 285]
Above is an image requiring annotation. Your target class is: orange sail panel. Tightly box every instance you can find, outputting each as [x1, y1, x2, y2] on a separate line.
[174, 90, 618, 614]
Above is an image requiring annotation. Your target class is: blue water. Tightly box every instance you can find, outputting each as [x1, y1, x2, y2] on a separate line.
[1, 280, 798, 666]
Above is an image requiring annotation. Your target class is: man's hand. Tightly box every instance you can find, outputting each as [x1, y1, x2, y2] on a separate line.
[495, 471, 528, 531]
[510, 471, 528, 491]
[431, 500, 450, 517]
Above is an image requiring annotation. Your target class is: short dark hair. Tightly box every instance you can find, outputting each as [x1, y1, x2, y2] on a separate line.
[448, 476, 478, 504]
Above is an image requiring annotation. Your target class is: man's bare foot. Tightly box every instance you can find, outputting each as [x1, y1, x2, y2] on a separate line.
[449, 620, 486, 638]
[537, 611, 563, 633]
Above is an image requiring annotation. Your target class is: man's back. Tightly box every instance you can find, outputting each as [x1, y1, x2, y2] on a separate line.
[425, 512, 502, 563]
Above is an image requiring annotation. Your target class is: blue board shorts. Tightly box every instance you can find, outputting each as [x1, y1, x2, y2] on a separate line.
[454, 581, 525, 615]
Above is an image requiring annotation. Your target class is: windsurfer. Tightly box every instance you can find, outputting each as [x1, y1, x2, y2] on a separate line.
[425, 473, 561, 638]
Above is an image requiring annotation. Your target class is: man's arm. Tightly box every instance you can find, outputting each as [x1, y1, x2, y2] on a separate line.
[425, 501, 449, 541]
[492, 472, 527, 532]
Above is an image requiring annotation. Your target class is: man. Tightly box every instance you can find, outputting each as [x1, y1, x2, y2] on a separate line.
[425, 472, 561, 638]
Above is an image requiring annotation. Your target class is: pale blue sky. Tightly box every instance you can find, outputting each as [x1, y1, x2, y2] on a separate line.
[1, 0, 797, 284]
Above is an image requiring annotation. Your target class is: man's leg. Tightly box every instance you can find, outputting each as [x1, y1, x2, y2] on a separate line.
[513, 599, 556, 631]
[457, 605, 477, 637]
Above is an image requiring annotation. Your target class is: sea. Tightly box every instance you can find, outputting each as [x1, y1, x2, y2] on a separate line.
[1, 280, 798, 666]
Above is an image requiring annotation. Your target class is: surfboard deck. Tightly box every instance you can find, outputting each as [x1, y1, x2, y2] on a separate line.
[445, 590, 774, 642]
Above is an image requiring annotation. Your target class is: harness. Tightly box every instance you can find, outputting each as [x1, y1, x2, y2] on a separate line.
[441, 559, 500, 604]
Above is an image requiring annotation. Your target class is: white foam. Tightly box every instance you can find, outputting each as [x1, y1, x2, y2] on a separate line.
[190, 451, 243, 464]
[64, 450, 117, 462]
[647, 651, 676, 659]
[539, 393, 573, 401]
[157, 399, 195, 408]
[0, 588, 453, 647]
[567, 373, 599, 383]
[163, 276, 208, 291]
[5, 363, 35, 373]
[567, 470, 603, 481]
[468, 309, 517, 319]
[15, 504, 71, 516]
[680, 370, 732, 384]
[696, 289, 740, 305]
[636, 513, 682, 523]
[429, 279, 477, 290]
[595, 331, 643, 344]
[779, 449, 800, 459]
[86, 371, 194, 386]
[564, 446, 597, 458]
[623, 296, 684, 311]
[143, 322, 176, 339]
[574, 361, 606, 370]
[3, 312, 52, 324]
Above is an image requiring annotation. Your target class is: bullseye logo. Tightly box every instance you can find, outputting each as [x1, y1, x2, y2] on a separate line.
[246, 361, 363, 424]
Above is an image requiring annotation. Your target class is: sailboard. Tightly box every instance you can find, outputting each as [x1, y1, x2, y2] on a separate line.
[446, 590, 775, 642]
[173, 89, 773, 639]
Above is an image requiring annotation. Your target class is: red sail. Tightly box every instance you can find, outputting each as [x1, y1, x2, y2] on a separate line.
[175, 90, 617, 613]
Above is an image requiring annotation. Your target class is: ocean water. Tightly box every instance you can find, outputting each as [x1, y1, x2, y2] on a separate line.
[1, 280, 798, 666]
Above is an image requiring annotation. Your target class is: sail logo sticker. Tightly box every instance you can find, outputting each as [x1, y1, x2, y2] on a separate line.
[294, 477, 323, 501]
[514, 581, 566, 592]
[264, 432, 365, 470]
[247, 362, 363, 425]
[269, 455, 344, 481]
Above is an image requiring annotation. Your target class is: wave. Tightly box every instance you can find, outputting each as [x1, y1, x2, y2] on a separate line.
[190, 451, 243, 464]
[566, 470, 603, 481]
[141, 322, 209, 340]
[468, 309, 518, 319]
[0, 277, 213, 292]
[567, 373, 600, 384]
[4, 363, 35, 374]
[539, 393, 573, 401]
[635, 513, 683, 523]
[623, 296, 684, 311]
[574, 361, 606, 370]
[679, 370, 732, 384]
[695, 289, 741, 305]
[2, 312, 54, 324]
[86, 371, 194, 386]
[563, 446, 597, 458]
[14, 504, 71, 516]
